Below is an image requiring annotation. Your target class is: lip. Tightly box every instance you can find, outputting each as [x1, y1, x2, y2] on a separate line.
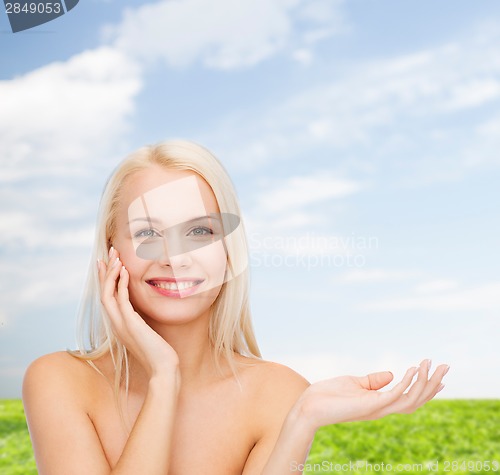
[146, 277, 205, 298]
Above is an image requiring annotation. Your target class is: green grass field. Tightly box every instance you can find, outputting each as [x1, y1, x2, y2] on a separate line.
[1, 399, 499, 474]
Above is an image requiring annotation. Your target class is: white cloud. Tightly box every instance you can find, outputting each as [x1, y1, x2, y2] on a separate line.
[243, 171, 364, 260]
[337, 269, 422, 284]
[0, 46, 142, 182]
[206, 24, 500, 182]
[460, 112, 500, 169]
[360, 281, 500, 313]
[0, 207, 95, 252]
[0, 253, 90, 312]
[0, 45, 143, 345]
[256, 171, 362, 213]
[291, 48, 313, 66]
[442, 78, 500, 111]
[0, 212, 34, 245]
[108, 0, 346, 70]
[477, 116, 500, 137]
[297, 0, 348, 44]
[414, 279, 458, 294]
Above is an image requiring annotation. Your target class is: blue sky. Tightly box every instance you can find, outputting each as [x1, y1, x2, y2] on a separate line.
[1, 0, 499, 398]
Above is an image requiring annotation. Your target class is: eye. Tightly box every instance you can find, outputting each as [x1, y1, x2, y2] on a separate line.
[188, 226, 213, 237]
[134, 228, 161, 239]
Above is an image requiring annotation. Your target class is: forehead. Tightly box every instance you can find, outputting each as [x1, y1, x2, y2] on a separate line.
[123, 167, 219, 226]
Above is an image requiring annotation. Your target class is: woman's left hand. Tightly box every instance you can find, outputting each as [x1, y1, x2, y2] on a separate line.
[295, 359, 449, 430]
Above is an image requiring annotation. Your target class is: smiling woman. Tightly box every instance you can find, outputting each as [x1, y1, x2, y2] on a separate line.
[21, 139, 449, 475]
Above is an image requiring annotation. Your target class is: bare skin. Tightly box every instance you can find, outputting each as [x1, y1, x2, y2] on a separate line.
[23, 350, 308, 475]
[23, 165, 449, 475]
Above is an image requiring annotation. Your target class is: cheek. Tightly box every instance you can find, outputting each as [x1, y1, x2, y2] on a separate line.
[189, 241, 227, 282]
[114, 240, 145, 277]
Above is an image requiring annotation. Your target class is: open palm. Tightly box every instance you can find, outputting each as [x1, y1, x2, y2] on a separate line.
[298, 360, 449, 429]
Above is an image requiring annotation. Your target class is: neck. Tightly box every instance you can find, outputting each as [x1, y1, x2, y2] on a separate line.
[134, 309, 224, 388]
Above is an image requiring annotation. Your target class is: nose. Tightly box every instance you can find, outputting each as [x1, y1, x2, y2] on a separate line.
[157, 234, 193, 268]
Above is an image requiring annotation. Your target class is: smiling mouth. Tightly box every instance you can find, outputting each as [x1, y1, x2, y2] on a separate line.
[147, 280, 204, 291]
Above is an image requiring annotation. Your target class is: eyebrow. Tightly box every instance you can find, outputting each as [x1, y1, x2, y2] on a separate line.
[127, 217, 162, 225]
[127, 215, 221, 226]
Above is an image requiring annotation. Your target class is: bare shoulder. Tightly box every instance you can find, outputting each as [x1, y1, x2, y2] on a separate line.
[23, 351, 99, 407]
[25, 350, 89, 371]
[236, 356, 310, 429]
[242, 358, 310, 394]
[238, 358, 311, 473]
[23, 351, 112, 475]
[24, 350, 93, 381]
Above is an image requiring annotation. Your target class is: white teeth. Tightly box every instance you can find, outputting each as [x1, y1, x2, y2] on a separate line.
[152, 281, 200, 291]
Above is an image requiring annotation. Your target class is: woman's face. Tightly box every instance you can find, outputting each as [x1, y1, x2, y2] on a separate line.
[112, 165, 228, 325]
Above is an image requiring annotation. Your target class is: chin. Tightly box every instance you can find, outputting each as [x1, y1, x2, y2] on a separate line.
[134, 297, 215, 326]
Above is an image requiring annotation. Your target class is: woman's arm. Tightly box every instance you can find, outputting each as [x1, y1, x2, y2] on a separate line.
[110, 370, 179, 475]
[23, 353, 180, 475]
[23, 349, 180, 475]
[101, 252, 182, 474]
[243, 360, 449, 475]
[24, 250, 181, 475]
[23, 353, 114, 475]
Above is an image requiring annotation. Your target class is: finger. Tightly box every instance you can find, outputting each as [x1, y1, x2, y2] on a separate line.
[403, 359, 432, 403]
[97, 257, 112, 295]
[393, 359, 441, 414]
[97, 246, 115, 282]
[100, 256, 123, 321]
[420, 364, 450, 403]
[102, 256, 121, 296]
[97, 255, 113, 300]
[101, 247, 119, 298]
[367, 366, 419, 419]
[117, 265, 130, 300]
[380, 366, 418, 403]
[104, 247, 120, 279]
[429, 364, 450, 384]
[103, 246, 115, 272]
[116, 265, 135, 317]
[359, 371, 394, 390]
[97, 258, 105, 285]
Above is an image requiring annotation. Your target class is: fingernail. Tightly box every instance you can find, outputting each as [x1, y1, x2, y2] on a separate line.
[443, 365, 450, 376]
[427, 359, 432, 371]
[109, 246, 114, 258]
[437, 383, 445, 393]
[111, 257, 120, 268]
[96, 258, 100, 269]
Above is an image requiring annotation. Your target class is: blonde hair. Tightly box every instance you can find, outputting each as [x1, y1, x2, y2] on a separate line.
[69, 140, 261, 427]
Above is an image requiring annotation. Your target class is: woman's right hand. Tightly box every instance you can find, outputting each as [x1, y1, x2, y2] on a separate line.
[97, 247, 180, 382]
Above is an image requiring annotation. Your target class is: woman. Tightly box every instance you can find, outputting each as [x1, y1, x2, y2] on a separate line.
[22, 140, 449, 475]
